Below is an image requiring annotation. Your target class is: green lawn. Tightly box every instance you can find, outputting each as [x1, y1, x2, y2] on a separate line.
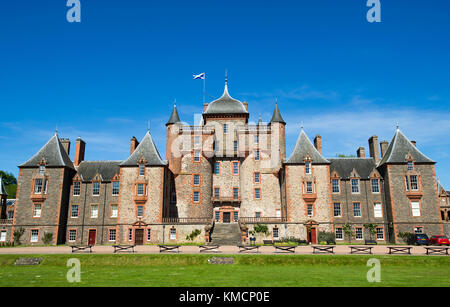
[0, 254, 449, 287]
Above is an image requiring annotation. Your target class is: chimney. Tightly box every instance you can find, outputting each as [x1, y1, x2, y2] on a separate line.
[60, 138, 70, 156]
[314, 135, 322, 154]
[130, 136, 140, 155]
[411, 140, 417, 147]
[380, 140, 389, 157]
[357, 147, 365, 158]
[368, 135, 380, 163]
[74, 137, 86, 166]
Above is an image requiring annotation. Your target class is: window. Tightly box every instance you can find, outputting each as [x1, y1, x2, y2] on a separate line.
[194, 151, 200, 162]
[276, 209, 281, 218]
[376, 228, 384, 240]
[110, 205, 118, 218]
[0, 231, 6, 242]
[353, 203, 361, 217]
[273, 227, 279, 239]
[307, 204, 313, 217]
[193, 174, 200, 186]
[306, 182, 313, 194]
[43, 179, 48, 194]
[136, 206, 144, 218]
[232, 162, 239, 175]
[193, 191, 200, 203]
[147, 229, 151, 241]
[351, 179, 359, 193]
[411, 201, 421, 217]
[233, 211, 239, 222]
[254, 150, 260, 161]
[254, 172, 260, 183]
[233, 188, 239, 199]
[335, 228, 343, 240]
[332, 179, 340, 193]
[355, 228, 364, 240]
[93, 182, 100, 195]
[112, 181, 120, 196]
[405, 175, 410, 191]
[34, 178, 43, 194]
[68, 230, 76, 242]
[128, 229, 133, 241]
[333, 203, 341, 217]
[214, 188, 220, 198]
[305, 162, 311, 174]
[91, 204, 98, 218]
[139, 164, 145, 176]
[137, 184, 145, 196]
[374, 203, 383, 218]
[170, 228, 176, 240]
[33, 204, 42, 218]
[215, 211, 220, 222]
[254, 135, 259, 144]
[255, 212, 261, 221]
[39, 164, 45, 175]
[71, 205, 79, 218]
[407, 161, 414, 171]
[254, 188, 261, 200]
[73, 182, 81, 196]
[371, 179, 380, 193]
[7, 211, 13, 219]
[214, 162, 220, 174]
[30, 230, 39, 243]
[410, 175, 418, 190]
[234, 141, 238, 151]
[414, 227, 424, 234]
[109, 229, 116, 242]
[223, 124, 228, 134]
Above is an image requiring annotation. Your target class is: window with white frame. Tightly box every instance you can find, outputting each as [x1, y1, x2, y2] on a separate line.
[137, 184, 145, 196]
[91, 204, 98, 218]
[68, 230, 76, 242]
[147, 229, 151, 241]
[215, 211, 220, 222]
[254, 134, 259, 144]
[371, 179, 380, 193]
[0, 230, 6, 242]
[414, 227, 423, 234]
[39, 164, 45, 175]
[255, 212, 261, 221]
[170, 228, 176, 240]
[136, 206, 144, 218]
[233, 211, 239, 222]
[307, 204, 313, 217]
[33, 204, 42, 218]
[128, 229, 133, 241]
[112, 181, 120, 196]
[353, 203, 361, 217]
[351, 179, 360, 193]
[71, 205, 78, 218]
[254, 188, 261, 200]
[273, 227, 279, 239]
[305, 162, 311, 174]
[214, 162, 220, 174]
[214, 188, 220, 198]
[254, 150, 260, 161]
[335, 228, 343, 240]
[139, 164, 145, 176]
[376, 228, 384, 240]
[92, 182, 100, 195]
[333, 203, 341, 217]
[233, 188, 239, 199]
[254, 172, 260, 183]
[355, 228, 363, 240]
[110, 204, 118, 218]
[332, 179, 340, 193]
[276, 209, 281, 218]
[73, 181, 81, 196]
[410, 175, 418, 190]
[193, 191, 200, 203]
[193, 174, 200, 186]
[407, 161, 414, 171]
[223, 124, 228, 134]
[194, 151, 201, 162]
[374, 203, 382, 218]
[109, 229, 116, 241]
[34, 178, 43, 194]
[405, 175, 410, 191]
[306, 182, 313, 194]
[30, 230, 39, 243]
[411, 201, 421, 217]
[232, 162, 239, 175]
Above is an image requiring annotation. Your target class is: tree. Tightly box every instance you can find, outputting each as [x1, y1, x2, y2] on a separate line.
[0, 170, 17, 199]
[342, 223, 354, 243]
[364, 223, 378, 241]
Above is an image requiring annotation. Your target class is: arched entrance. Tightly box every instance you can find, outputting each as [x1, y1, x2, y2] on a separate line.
[305, 220, 318, 244]
[132, 220, 147, 245]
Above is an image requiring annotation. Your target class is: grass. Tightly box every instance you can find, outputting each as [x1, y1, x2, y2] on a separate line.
[0, 254, 449, 287]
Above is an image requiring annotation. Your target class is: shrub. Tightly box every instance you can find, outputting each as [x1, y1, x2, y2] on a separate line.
[398, 232, 415, 245]
[318, 231, 336, 245]
[252, 223, 269, 236]
[186, 229, 202, 241]
[13, 227, 25, 245]
[279, 237, 308, 245]
[42, 232, 53, 245]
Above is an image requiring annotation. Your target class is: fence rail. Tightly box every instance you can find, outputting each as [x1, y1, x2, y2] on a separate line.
[239, 217, 287, 224]
[162, 217, 212, 225]
[0, 219, 12, 225]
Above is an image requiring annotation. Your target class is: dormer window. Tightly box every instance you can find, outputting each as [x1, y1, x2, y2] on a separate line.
[39, 165, 45, 175]
[305, 162, 311, 174]
[223, 124, 228, 134]
[407, 161, 414, 171]
[351, 179, 360, 194]
[92, 182, 100, 196]
[139, 164, 145, 176]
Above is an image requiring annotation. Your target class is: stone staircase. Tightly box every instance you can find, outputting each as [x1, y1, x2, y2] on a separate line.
[210, 223, 243, 246]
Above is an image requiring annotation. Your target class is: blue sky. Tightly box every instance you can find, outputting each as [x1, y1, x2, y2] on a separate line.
[1, 1, 450, 186]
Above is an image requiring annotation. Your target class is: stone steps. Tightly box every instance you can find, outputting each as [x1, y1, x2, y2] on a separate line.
[210, 223, 242, 246]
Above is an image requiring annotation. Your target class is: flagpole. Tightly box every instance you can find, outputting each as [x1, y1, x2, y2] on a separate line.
[203, 73, 206, 105]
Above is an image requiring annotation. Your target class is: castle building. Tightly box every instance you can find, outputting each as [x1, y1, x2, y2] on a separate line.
[3, 80, 448, 245]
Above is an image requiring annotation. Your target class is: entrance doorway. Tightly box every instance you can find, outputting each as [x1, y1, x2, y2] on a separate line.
[135, 229, 144, 245]
[307, 227, 317, 244]
[223, 212, 231, 223]
[88, 229, 96, 245]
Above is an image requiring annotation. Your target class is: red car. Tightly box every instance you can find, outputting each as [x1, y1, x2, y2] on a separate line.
[429, 235, 450, 246]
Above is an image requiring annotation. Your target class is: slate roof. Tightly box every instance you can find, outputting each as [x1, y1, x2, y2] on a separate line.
[120, 131, 166, 167]
[19, 133, 74, 169]
[203, 82, 248, 115]
[378, 129, 435, 166]
[166, 103, 181, 126]
[6, 199, 15, 207]
[0, 177, 7, 196]
[270, 103, 286, 124]
[328, 158, 379, 180]
[286, 129, 330, 164]
[76, 161, 121, 182]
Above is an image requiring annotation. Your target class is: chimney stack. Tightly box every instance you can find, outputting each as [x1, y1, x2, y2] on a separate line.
[368, 135, 380, 163]
[74, 137, 86, 166]
[357, 147, 365, 158]
[314, 135, 322, 154]
[60, 138, 70, 156]
[380, 140, 389, 157]
[130, 137, 140, 155]
[411, 140, 417, 147]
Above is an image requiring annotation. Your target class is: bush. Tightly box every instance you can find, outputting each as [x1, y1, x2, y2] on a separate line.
[42, 232, 53, 245]
[186, 229, 202, 241]
[318, 231, 336, 245]
[279, 237, 308, 245]
[398, 232, 415, 245]
[13, 227, 25, 245]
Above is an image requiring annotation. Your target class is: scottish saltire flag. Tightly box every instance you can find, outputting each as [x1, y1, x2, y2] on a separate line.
[193, 72, 205, 80]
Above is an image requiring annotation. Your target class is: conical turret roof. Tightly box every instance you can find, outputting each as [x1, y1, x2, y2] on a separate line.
[166, 103, 181, 126]
[203, 80, 248, 115]
[270, 103, 285, 124]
